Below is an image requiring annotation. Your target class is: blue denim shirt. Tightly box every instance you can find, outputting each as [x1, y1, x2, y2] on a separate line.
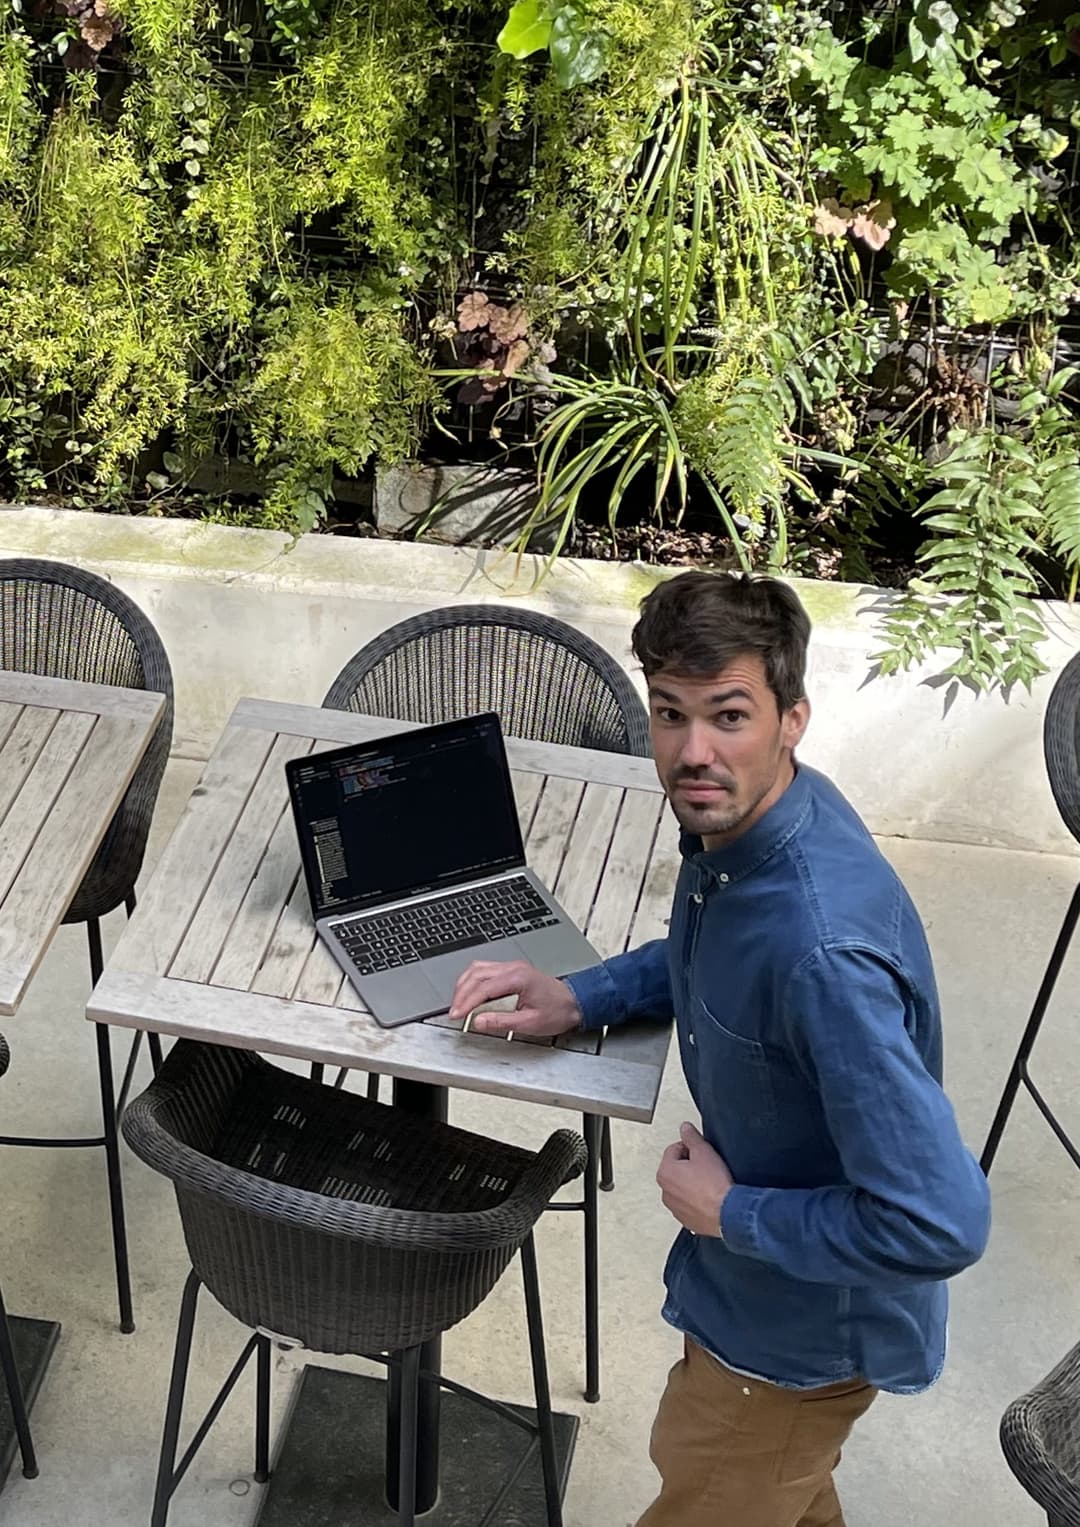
[565, 763, 990, 1394]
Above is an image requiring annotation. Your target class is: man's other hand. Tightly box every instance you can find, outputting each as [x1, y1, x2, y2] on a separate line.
[657, 1122, 734, 1237]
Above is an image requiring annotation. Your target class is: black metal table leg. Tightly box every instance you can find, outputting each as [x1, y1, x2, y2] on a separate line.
[88, 920, 134, 1334]
[582, 1114, 600, 1404]
[981, 883, 1080, 1175]
[385, 1079, 446, 1515]
[0, 1287, 41, 1485]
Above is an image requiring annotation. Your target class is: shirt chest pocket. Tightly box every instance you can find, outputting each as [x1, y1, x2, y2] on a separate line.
[693, 998, 778, 1133]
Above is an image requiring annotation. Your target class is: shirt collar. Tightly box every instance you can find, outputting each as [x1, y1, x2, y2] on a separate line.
[678, 763, 812, 886]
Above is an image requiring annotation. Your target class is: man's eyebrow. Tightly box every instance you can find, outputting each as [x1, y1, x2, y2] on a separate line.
[647, 685, 756, 706]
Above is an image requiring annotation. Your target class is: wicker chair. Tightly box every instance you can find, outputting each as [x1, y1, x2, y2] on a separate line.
[322, 602, 653, 1403]
[122, 1041, 586, 1527]
[982, 651, 1080, 1174]
[325, 603, 652, 755]
[0, 559, 174, 1332]
[1001, 1339, 1080, 1526]
[0, 1035, 39, 1483]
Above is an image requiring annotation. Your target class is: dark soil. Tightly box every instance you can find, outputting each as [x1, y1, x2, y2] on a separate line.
[569, 521, 736, 567]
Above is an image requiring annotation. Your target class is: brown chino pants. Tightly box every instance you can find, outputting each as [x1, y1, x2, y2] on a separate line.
[636, 1340, 877, 1527]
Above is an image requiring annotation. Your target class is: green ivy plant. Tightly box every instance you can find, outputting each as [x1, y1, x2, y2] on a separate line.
[496, 0, 608, 88]
[793, 1, 1037, 324]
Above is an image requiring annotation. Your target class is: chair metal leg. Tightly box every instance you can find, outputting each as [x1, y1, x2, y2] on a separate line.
[88, 920, 135, 1335]
[0, 1284, 38, 1480]
[309, 1064, 325, 1084]
[254, 1334, 271, 1484]
[366, 1072, 380, 1100]
[395, 1345, 422, 1527]
[599, 1116, 615, 1192]
[981, 883, 1080, 1175]
[152, 1271, 202, 1527]
[521, 1233, 563, 1527]
[582, 1112, 600, 1403]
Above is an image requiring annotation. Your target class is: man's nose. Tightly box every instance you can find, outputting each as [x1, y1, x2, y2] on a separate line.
[678, 722, 716, 771]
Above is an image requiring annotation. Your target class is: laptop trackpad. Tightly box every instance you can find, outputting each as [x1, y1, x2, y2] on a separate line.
[424, 937, 526, 1005]
[359, 966, 447, 1027]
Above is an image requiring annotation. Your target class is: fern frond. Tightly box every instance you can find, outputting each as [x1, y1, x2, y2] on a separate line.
[1042, 455, 1080, 572]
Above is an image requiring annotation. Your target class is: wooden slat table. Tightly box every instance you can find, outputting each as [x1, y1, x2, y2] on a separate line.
[0, 671, 165, 1016]
[90, 696, 678, 1527]
[89, 695, 677, 1121]
[0, 668, 164, 1491]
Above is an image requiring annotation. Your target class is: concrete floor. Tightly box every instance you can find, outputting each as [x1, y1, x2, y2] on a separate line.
[1, 755, 1078, 1527]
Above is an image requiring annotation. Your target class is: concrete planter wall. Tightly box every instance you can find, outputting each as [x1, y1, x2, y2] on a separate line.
[1, 504, 1078, 856]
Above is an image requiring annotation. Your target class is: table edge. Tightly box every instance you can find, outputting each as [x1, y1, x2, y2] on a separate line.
[229, 696, 663, 793]
[88, 968, 665, 1122]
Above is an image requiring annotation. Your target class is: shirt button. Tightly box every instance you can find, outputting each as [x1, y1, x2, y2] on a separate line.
[719, 873, 730, 884]
[691, 892, 703, 904]
[688, 1033, 696, 1047]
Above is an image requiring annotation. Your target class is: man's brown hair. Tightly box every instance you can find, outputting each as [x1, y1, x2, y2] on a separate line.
[631, 571, 811, 713]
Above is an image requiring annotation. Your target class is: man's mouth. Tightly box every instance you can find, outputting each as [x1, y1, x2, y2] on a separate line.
[676, 780, 730, 800]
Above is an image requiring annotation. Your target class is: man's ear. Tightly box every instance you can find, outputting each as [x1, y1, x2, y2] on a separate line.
[782, 696, 810, 752]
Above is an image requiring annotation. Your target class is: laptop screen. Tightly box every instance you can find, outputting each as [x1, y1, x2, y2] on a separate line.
[287, 713, 525, 918]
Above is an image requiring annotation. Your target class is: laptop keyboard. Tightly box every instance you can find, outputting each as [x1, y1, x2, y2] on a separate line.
[331, 875, 559, 977]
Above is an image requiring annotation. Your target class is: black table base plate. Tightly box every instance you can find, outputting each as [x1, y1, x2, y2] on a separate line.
[255, 1365, 578, 1526]
[0, 1317, 60, 1491]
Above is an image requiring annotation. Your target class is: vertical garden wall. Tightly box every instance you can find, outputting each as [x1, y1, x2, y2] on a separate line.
[3, 0, 1080, 685]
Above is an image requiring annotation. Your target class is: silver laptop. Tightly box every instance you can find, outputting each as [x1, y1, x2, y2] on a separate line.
[286, 712, 599, 1027]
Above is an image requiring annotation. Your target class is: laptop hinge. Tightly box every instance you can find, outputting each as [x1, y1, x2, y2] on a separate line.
[324, 865, 529, 925]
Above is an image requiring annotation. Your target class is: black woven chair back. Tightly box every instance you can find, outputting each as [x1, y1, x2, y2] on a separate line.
[0, 1033, 8, 1080]
[0, 559, 174, 921]
[1046, 651, 1080, 847]
[123, 1042, 586, 1355]
[1001, 1340, 1080, 1527]
[324, 604, 650, 756]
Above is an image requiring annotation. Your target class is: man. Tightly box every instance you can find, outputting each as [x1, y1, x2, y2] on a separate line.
[450, 570, 990, 1527]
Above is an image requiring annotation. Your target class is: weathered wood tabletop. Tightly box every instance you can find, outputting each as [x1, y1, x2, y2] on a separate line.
[89, 697, 677, 1121]
[0, 669, 165, 1016]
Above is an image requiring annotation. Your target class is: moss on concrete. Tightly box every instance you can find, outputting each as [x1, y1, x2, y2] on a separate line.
[0, 504, 940, 631]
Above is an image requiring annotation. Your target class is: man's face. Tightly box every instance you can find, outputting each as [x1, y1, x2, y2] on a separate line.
[647, 657, 809, 848]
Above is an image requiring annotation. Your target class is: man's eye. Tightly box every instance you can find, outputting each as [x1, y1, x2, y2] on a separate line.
[719, 711, 745, 726]
[656, 708, 682, 723]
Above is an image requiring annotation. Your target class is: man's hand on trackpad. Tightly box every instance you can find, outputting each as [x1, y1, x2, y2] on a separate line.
[449, 960, 583, 1038]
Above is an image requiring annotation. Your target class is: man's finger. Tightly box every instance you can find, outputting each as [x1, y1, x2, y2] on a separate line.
[449, 967, 509, 1013]
[656, 1142, 688, 1183]
[449, 962, 526, 1019]
[680, 1121, 706, 1151]
[470, 1009, 520, 1037]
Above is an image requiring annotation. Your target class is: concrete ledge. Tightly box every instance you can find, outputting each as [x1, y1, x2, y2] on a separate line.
[1, 504, 1078, 855]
